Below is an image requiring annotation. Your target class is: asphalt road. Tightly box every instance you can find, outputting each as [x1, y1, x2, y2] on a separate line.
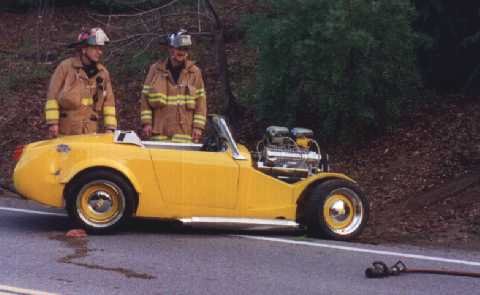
[0, 196, 479, 295]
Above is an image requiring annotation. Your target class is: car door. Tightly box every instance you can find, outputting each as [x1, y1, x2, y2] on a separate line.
[150, 148, 240, 210]
[180, 150, 239, 209]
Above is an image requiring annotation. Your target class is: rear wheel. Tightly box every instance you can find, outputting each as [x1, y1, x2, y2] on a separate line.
[66, 170, 136, 234]
[305, 179, 368, 240]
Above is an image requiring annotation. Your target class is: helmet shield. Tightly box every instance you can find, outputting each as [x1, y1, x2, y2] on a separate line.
[168, 30, 192, 49]
[68, 27, 110, 48]
[86, 28, 110, 46]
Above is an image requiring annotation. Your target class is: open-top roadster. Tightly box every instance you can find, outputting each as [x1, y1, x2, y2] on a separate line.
[13, 115, 368, 240]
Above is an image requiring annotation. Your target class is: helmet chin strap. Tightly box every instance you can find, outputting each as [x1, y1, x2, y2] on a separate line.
[81, 51, 97, 66]
[80, 51, 99, 78]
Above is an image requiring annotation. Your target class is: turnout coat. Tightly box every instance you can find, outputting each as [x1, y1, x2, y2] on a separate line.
[140, 59, 207, 142]
[45, 57, 117, 135]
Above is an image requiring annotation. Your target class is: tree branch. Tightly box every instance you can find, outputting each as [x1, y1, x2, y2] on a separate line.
[90, 0, 182, 18]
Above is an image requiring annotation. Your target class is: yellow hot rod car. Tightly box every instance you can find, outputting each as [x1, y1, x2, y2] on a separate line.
[13, 115, 368, 240]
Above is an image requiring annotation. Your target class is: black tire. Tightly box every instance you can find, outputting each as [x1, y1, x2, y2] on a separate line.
[65, 169, 136, 234]
[304, 179, 368, 241]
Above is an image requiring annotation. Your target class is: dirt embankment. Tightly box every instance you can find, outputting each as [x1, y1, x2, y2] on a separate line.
[333, 99, 480, 248]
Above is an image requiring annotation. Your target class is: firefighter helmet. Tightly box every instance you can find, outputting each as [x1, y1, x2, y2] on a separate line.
[69, 27, 110, 48]
[167, 29, 192, 49]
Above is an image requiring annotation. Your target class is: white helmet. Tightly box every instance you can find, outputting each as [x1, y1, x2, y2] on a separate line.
[78, 27, 110, 46]
[168, 29, 192, 49]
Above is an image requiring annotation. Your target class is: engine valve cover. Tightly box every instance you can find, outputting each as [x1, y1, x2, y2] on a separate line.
[291, 127, 313, 139]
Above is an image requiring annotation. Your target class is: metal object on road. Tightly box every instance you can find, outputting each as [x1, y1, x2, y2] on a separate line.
[365, 260, 480, 279]
[365, 261, 406, 278]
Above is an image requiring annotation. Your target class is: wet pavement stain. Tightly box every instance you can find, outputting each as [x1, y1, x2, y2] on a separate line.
[49, 234, 156, 280]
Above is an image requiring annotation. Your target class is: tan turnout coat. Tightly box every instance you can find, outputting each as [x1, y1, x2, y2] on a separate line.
[45, 57, 117, 135]
[140, 59, 207, 142]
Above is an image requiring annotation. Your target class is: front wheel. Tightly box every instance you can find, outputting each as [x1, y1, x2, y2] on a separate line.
[305, 179, 368, 241]
[66, 170, 136, 234]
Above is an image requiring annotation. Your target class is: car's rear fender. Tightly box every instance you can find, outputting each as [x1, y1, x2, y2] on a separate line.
[61, 165, 141, 213]
[59, 159, 143, 195]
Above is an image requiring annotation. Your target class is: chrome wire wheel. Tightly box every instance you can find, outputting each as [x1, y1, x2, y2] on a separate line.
[76, 180, 126, 228]
[322, 188, 364, 236]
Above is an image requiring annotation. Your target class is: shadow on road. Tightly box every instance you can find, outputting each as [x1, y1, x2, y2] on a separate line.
[0, 213, 71, 233]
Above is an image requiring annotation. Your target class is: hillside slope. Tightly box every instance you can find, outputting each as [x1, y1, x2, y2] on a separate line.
[333, 99, 480, 248]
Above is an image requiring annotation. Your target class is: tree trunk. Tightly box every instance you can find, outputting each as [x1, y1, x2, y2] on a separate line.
[205, 0, 244, 130]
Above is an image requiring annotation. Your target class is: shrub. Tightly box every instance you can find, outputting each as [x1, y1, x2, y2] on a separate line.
[245, 0, 422, 143]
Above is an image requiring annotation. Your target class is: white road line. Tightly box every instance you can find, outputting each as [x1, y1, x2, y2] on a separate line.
[0, 206, 67, 217]
[0, 284, 58, 295]
[238, 236, 480, 267]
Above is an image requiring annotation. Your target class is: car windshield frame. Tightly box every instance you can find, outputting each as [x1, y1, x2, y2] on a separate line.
[210, 115, 246, 160]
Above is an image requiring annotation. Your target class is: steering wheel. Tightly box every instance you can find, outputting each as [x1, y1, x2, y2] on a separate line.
[201, 134, 220, 152]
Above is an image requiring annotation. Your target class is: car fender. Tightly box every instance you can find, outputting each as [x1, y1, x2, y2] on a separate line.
[293, 172, 357, 202]
[58, 158, 143, 194]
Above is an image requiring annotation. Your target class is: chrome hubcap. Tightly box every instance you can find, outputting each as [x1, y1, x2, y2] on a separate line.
[88, 191, 113, 213]
[329, 200, 351, 223]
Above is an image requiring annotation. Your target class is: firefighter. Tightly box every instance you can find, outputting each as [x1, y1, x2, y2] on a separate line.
[140, 29, 207, 143]
[45, 27, 117, 138]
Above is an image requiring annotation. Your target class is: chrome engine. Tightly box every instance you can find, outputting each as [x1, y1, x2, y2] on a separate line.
[255, 126, 328, 182]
